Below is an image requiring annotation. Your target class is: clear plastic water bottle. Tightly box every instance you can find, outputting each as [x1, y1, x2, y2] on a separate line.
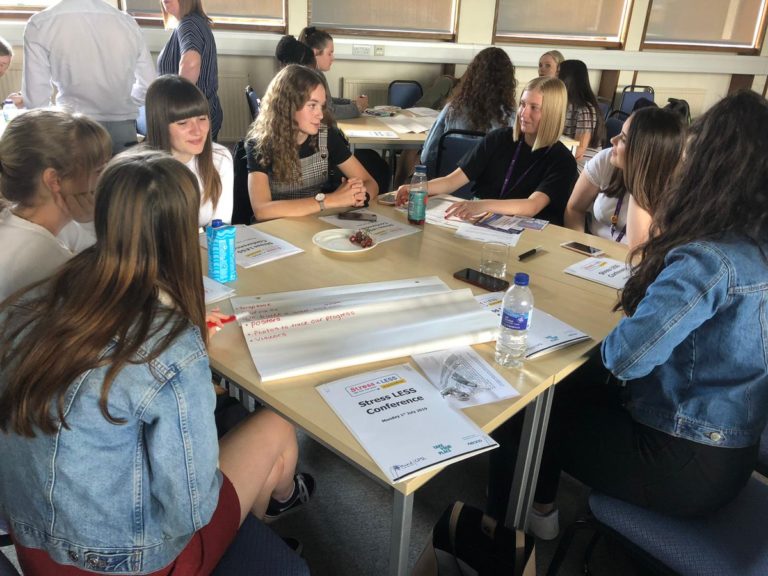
[407, 165, 428, 225]
[2, 99, 17, 123]
[495, 272, 534, 368]
[206, 219, 237, 283]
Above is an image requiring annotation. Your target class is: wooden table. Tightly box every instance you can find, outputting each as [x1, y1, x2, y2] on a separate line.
[206, 205, 627, 575]
[337, 115, 429, 150]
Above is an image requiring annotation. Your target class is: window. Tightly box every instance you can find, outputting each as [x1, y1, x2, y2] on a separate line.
[643, 0, 768, 52]
[494, 0, 633, 46]
[123, 0, 285, 30]
[309, 0, 457, 40]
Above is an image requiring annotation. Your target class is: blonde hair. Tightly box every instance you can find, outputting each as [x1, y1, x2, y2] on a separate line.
[161, 0, 211, 28]
[514, 76, 567, 151]
[542, 50, 564, 66]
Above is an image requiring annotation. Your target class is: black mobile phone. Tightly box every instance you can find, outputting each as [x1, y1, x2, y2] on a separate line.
[338, 211, 378, 222]
[560, 241, 605, 257]
[453, 268, 510, 292]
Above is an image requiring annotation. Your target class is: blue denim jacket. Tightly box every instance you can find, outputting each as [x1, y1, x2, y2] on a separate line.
[0, 312, 221, 574]
[602, 237, 768, 449]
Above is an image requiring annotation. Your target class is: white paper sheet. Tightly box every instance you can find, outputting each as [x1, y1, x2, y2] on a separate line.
[319, 211, 421, 243]
[564, 257, 630, 289]
[203, 276, 235, 304]
[380, 116, 435, 134]
[200, 226, 303, 269]
[454, 223, 522, 246]
[317, 364, 497, 483]
[231, 278, 500, 382]
[412, 347, 519, 409]
[345, 130, 399, 139]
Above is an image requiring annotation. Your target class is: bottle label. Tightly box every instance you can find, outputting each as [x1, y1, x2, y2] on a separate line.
[408, 190, 427, 221]
[501, 310, 529, 331]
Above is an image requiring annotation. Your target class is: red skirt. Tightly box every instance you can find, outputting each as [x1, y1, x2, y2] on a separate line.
[15, 473, 241, 576]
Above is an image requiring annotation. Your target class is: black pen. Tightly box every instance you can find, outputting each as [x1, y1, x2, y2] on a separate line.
[518, 245, 543, 261]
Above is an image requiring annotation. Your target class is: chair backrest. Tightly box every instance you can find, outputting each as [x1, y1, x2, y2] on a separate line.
[597, 97, 612, 121]
[245, 85, 261, 121]
[231, 140, 254, 225]
[136, 105, 147, 137]
[618, 85, 655, 116]
[388, 80, 423, 109]
[435, 129, 484, 199]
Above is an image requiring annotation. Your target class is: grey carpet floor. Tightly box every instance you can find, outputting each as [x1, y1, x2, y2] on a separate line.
[1, 430, 653, 575]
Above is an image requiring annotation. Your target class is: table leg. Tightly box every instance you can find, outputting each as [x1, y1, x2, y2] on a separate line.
[389, 490, 414, 576]
[504, 385, 555, 531]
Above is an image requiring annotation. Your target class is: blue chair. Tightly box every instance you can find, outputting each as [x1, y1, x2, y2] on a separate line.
[546, 476, 768, 576]
[597, 97, 612, 120]
[388, 80, 423, 109]
[136, 105, 147, 137]
[618, 85, 655, 116]
[245, 85, 261, 121]
[435, 129, 484, 199]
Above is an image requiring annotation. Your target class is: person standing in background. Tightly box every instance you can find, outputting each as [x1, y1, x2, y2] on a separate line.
[158, 0, 222, 141]
[21, 0, 156, 154]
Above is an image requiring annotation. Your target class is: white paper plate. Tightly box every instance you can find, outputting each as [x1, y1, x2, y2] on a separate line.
[312, 229, 376, 253]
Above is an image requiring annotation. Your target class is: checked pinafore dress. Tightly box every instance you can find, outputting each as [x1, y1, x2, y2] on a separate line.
[269, 127, 330, 201]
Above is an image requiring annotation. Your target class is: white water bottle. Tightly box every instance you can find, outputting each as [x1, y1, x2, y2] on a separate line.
[2, 99, 17, 123]
[495, 272, 534, 368]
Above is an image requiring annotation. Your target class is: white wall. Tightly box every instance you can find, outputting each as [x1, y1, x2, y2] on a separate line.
[1, 0, 767, 141]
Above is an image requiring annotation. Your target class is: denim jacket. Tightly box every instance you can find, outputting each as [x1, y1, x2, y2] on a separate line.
[0, 312, 221, 574]
[602, 237, 768, 449]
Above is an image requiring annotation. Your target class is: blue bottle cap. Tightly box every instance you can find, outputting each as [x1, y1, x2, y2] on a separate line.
[514, 272, 529, 286]
[211, 219, 223, 228]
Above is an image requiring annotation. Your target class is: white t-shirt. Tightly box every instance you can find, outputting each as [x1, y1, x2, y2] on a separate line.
[583, 148, 628, 244]
[0, 208, 95, 301]
[185, 143, 234, 227]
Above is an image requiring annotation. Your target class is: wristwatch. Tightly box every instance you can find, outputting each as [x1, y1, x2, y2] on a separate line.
[314, 192, 326, 210]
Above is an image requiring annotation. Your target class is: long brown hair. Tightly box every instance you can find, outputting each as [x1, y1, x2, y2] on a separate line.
[619, 90, 768, 315]
[448, 47, 516, 132]
[0, 151, 207, 437]
[144, 74, 222, 214]
[0, 110, 111, 208]
[246, 64, 325, 184]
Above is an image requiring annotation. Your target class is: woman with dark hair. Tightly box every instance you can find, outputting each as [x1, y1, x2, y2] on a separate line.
[144, 74, 232, 227]
[247, 64, 377, 221]
[275, 34, 316, 68]
[419, 46, 517, 178]
[158, 0, 222, 140]
[0, 151, 311, 574]
[558, 59, 604, 165]
[492, 90, 768, 539]
[298, 26, 366, 119]
[564, 107, 684, 247]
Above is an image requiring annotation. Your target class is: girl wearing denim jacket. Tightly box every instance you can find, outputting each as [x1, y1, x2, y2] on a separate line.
[490, 90, 768, 540]
[0, 151, 311, 574]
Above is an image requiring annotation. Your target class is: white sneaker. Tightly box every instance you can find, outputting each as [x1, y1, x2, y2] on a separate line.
[527, 507, 559, 540]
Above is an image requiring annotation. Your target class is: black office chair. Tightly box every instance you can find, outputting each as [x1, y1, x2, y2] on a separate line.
[388, 80, 423, 109]
[435, 129, 484, 199]
[231, 140, 254, 225]
[618, 85, 654, 116]
[245, 85, 261, 121]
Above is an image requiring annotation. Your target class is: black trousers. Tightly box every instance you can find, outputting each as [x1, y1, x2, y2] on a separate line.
[487, 357, 758, 521]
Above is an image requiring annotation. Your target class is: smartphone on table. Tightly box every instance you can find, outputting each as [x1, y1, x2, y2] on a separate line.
[560, 241, 605, 257]
[337, 211, 378, 222]
[453, 268, 510, 292]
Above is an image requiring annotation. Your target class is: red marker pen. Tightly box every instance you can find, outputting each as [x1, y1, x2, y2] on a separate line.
[207, 315, 237, 328]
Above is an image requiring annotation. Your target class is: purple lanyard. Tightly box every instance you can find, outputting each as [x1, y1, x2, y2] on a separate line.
[611, 192, 627, 242]
[499, 140, 551, 199]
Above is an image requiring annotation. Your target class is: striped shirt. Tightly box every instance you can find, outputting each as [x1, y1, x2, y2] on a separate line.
[158, 12, 222, 139]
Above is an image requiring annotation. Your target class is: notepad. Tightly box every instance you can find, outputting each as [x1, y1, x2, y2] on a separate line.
[564, 257, 630, 290]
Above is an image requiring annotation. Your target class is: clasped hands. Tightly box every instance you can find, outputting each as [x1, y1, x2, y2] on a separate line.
[333, 177, 367, 208]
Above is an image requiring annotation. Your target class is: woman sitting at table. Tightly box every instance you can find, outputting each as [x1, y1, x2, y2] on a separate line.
[558, 59, 605, 166]
[0, 150, 312, 574]
[564, 107, 684, 248]
[395, 76, 577, 226]
[144, 74, 233, 228]
[538, 50, 564, 78]
[0, 109, 111, 301]
[491, 90, 768, 539]
[246, 64, 378, 222]
[419, 46, 517, 179]
[298, 26, 366, 120]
